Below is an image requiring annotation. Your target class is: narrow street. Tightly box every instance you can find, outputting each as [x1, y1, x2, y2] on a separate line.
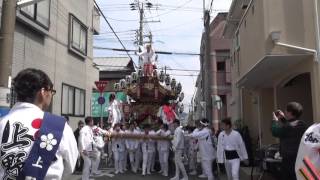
[0, 0, 319, 180]
[67, 168, 228, 180]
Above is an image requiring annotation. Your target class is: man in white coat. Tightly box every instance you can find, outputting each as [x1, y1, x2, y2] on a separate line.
[187, 119, 215, 180]
[91, 123, 108, 175]
[107, 94, 122, 128]
[141, 124, 156, 175]
[149, 127, 157, 172]
[134, 122, 143, 172]
[125, 123, 139, 173]
[79, 117, 97, 180]
[0, 69, 78, 180]
[217, 118, 248, 180]
[112, 123, 125, 174]
[171, 120, 188, 180]
[156, 123, 172, 177]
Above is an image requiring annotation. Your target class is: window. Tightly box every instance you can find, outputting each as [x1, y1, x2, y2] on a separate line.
[217, 62, 226, 71]
[62, 84, 85, 116]
[20, 0, 50, 28]
[69, 14, 87, 57]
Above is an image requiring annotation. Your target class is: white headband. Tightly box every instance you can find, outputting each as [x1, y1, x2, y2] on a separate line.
[200, 121, 209, 126]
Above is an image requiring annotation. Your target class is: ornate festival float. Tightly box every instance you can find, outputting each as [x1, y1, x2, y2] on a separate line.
[112, 44, 185, 127]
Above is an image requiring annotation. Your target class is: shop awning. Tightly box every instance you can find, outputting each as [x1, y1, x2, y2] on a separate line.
[237, 54, 313, 88]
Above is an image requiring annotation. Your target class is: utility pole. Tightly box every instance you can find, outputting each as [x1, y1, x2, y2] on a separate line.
[203, 1, 212, 122]
[131, 1, 159, 48]
[138, 1, 144, 47]
[149, 31, 152, 44]
[0, 0, 17, 108]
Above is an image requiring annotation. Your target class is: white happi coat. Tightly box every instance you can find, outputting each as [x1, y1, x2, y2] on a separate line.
[79, 125, 96, 152]
[112, 130, 125, 152]
[0, 102, 78, 180]
[125, 130, 139, 151]
[217, 130, 248, 163]
[189, 127, 216, 161]
[137, 48, 155, 66]
[92, 126, 108, 149]
[189, 129, 199, 154]
[295, 123, 320, 180]
[172, 126, 185, 151]
[142, 130, 156, 153]
[156, 129, 171, 152]
[107, 100, 122, 126]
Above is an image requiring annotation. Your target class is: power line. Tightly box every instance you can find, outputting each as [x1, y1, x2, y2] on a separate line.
[103, 16, 139, 22]
[94, 46, 231, 58]
[165, 68, 200, 72]
[150, 18, 201, 32]
[93, 46, 201, 56]
[167, 74, 199, 77]
[95, 64, 200, 72]
[94, 0, 136, 68]
[144, 0, 195, 19]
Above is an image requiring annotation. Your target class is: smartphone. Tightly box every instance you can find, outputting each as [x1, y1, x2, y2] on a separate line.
[274, 110, 281, 117]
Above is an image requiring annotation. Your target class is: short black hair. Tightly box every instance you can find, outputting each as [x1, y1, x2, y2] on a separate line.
[13, 68, 53, 103]
[143, 124, 151, 129]
[78, 120, 84, 126]
[114, 123, 121, 128]
[162, 124, 169, 130]
[64, 116, 69, 122]
[162, 96, 170, 106]
[221, 118, 232, 127]
[286, 102, 303, 118]
[109, 94, 116, 102]
[200, 118, 209, 124]
[173, 119, 180, 125]
[85, 116, 93, 125]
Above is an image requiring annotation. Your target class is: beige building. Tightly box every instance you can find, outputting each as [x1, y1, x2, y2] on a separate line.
[224, 0, 320, 145]
[198, 13, 232, 123]
[0, 0, 100, 129]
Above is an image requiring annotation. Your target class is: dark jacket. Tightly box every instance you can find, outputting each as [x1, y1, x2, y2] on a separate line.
[74, 128, 80, 144]
[271, 119, 306, 158]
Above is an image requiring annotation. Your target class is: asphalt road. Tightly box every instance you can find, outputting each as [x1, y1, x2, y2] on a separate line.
[66, 168, 228, 180]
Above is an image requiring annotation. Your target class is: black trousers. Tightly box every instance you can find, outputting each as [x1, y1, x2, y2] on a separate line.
[75, 157, 84, 172]
[280, 156, 296, 180]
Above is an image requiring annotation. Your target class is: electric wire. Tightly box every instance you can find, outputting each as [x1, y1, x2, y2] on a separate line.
[93, 0, 136, 68]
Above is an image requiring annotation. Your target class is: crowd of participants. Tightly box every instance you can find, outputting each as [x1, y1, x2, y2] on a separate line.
[74, 117, 248, 180]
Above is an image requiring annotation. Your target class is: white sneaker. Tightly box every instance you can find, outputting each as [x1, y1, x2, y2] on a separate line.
[189, 170, 197, 175]
[180, 177, 188, 180]
[92, 172, 102, 177]
[170, 176, 179, 180]
[162, 172, 168, 177]
[115, 170, 119, 174]
[198, 174, 207, 178]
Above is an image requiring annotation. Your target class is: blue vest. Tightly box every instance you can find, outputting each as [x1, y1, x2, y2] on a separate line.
[17, 113, 66, 180]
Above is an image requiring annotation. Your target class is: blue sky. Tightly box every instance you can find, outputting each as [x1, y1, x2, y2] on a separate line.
[94, 0, 232, 111]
